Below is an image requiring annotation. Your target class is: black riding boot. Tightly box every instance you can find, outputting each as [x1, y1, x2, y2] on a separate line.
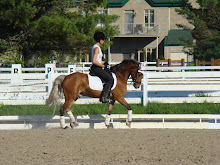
[100, 91, 110, 103]
[100, 84, 111, 103]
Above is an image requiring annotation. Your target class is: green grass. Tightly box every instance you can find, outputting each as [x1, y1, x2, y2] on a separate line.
[0, 102, 220, 116]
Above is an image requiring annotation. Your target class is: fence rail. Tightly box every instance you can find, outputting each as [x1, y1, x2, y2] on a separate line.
[0, 63, 140, 104]
[0, 114, 219, 130]
[1, 64, 220, 105]
[1, 64, 220, 129]
[141, 65, 220, 106]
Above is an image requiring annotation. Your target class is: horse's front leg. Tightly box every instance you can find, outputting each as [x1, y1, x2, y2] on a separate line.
[117, 97, 132, 128]
[105, 100, 115, 129]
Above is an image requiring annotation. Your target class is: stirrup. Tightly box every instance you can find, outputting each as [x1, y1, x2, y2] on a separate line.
[100, 96, 110, 103]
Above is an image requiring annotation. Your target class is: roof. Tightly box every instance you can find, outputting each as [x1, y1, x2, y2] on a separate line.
[107, 0, 129, 8]
[147, 0, 188, 7]
[107, 0, 188, 8]
[164, 29, 193, 46]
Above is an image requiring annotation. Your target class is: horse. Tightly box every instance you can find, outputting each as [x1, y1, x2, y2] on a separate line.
[47, 59, 143, 129]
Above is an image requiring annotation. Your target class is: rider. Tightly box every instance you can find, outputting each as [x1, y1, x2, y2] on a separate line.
[90, 31, 113, 103]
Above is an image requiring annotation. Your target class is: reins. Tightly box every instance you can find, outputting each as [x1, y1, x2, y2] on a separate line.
[116, 74, 129, 84]
[116, 68, 141, 85]
[110, 60, 141, 85]
[132, 69, 142, 84]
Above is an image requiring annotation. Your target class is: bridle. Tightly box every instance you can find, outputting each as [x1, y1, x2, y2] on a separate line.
[131, 67, 142, 85]
[116, 64, 142, 85]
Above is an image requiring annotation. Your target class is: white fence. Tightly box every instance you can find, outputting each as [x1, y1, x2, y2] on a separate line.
[1, 64, 220, 105]
[0, 63, 140, 105]
[141, 65, 220, 106]
[0, 114, 219, 129]
[1, 64, 220, 130]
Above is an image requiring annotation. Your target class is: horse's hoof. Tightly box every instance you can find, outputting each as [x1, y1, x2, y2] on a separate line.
[70, 122, 79, 128]
[106, 125, 112, 129]
[63, 126, 68, 129]
[126, 121, 131, 128]
[70, 123, 74, 129]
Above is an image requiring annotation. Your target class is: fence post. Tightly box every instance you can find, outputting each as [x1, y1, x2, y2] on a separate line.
[195, 59, 198, 66]
[195, 59, 199, 71]
[211, 58, 214, 71]
[143, 72, 148, 106]
[11, 64, 23, 84]
[156, 59, 160, 67]
[181, 58, 185, 66]
[68, 65, 76, 74]
[156, 59, 160, 72]
[45, 63, 56, 94]
[45, 63, 55, 74]
[168, 59, 171, 67]
[168, 59, 172, 71]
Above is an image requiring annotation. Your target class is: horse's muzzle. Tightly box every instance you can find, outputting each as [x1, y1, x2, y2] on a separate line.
[133, 82, 141, 89]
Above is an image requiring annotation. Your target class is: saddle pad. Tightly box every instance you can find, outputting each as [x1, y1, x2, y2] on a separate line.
[88, 73, 117, 91]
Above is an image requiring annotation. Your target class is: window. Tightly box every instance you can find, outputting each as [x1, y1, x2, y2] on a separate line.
[124, 10, 134, 33]
[97, 10, 107, 27]
[98, 10, 107, 14]
[145, 10, 154, 27]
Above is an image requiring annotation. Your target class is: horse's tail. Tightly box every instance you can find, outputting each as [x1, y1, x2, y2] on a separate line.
[47, 75, 66, 107]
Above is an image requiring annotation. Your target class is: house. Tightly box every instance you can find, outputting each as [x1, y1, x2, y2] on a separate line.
[164, 29, 193, 62]
[100, 0, 196, 63]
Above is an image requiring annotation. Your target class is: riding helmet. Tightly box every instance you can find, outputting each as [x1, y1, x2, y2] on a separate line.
[94, 32, 106, 42]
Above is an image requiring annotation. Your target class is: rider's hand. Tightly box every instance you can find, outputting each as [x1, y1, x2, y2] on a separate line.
[104, 62, 110, 69]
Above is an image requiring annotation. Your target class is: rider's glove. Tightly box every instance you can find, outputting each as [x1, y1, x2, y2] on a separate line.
[104, 62, 110, 69]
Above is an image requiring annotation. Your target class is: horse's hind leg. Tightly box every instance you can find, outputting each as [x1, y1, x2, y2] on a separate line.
[67, 109, 77, 129]
[60, 95, 77, 129]
[60, 105, 67, 129]
[105, 100, 115, 128]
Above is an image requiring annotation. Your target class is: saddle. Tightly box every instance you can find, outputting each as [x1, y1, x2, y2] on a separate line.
[89, 67, 112, 84]
[88, 68, 117, 91]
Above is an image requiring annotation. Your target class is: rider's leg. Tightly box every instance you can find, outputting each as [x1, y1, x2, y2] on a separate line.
[91, 65, 113, 103]
[101, 78, 113, 103]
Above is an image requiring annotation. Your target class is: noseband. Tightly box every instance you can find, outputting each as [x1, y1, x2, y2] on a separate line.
[132, 68, 142, 85]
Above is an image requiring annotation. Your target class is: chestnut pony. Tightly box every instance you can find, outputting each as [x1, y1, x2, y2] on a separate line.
[48, 59, 143, 129]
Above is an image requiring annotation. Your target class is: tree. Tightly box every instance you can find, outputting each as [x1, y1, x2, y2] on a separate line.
[176, 0, 220, 60]
[0, 0, 119, 67]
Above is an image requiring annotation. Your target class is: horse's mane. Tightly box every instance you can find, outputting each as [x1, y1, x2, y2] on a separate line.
[110, 59, 139, 73]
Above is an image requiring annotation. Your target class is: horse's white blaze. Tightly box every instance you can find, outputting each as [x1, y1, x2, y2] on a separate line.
[60, 116, 66, 128]
[105, 115, 111, 126]
[127, 110, 133, 122]
[67, 111, 75, 123]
